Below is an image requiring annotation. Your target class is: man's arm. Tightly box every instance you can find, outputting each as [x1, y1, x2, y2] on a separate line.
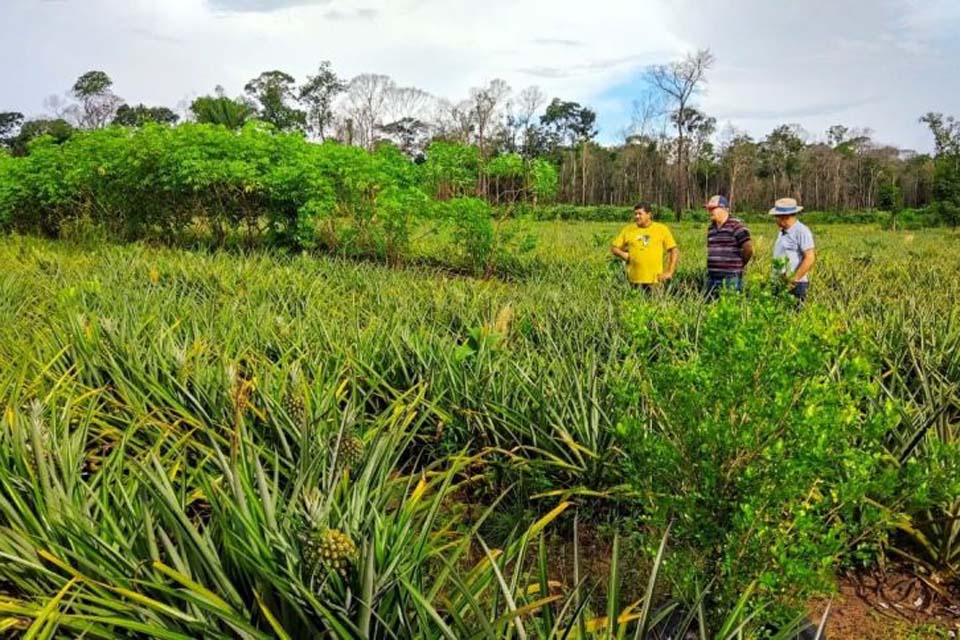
[792, 248, 816, 282]
[611, 245, 629, 262]
[658, 247, 679, 281]
[740, 240, 754, 264]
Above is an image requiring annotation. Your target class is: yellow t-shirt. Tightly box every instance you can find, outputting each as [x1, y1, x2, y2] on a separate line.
[612, 222, 677, 284]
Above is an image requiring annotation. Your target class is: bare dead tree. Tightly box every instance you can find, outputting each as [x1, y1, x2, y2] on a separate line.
[466, 79, 511, 194]
[648, 48, 715, 219]
[627, 92, 667, 141]
[512, 85, 546, 153]
[341, 74, 396, 149]
[468, 79, 510, 157]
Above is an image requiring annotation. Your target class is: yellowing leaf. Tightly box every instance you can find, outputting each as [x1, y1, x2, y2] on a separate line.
[409, 475, 429, 505]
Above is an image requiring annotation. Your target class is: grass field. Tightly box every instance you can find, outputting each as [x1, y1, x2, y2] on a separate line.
[1, 220, 959, 638]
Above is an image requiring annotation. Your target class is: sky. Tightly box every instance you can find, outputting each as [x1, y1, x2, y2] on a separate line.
[1, 0, 958, 152]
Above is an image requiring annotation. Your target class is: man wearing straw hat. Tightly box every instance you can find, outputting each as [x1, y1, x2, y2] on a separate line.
[704, 195, 753, 299]
[770, 197, 816, 303]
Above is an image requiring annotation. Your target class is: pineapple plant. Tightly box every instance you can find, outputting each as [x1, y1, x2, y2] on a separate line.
[329, 432, 364, 471]
[284, 363, 307, 424]
[299, 488, 358, 578]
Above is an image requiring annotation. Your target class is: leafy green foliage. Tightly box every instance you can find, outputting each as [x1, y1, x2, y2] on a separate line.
[245, 70, 307, 132]
[112, 103, 180, 127]
[529, 158, 558, 201]
[7, 118, 74, 156]
[931, 156, 960, 226]
[437, 197, 536, 277]
[190, 91, 254, 129]
[422, 140, 480, 199]
[0, 126, 545, 270]
[298, 61, 346, 141]
[0, 124, 414, 250]
[921, 112, 960, 226]
[616, 291, 907, 616]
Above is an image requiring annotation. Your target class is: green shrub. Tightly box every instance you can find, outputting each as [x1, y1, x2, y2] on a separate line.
[616, 291, 901, 615]
[0, 124, 435, 257]
[437, 197, 536, 276]
[422, 140, 479, 199]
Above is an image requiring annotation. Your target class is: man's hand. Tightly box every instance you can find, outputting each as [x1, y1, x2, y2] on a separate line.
[657, 271, 674, 283]
[611, 246, 630, 262]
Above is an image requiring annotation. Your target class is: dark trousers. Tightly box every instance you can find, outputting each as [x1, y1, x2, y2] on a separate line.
[791, 281, 809, 305]
[706, 272, 743, 300]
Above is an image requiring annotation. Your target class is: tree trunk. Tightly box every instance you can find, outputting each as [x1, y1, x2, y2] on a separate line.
[675, 127, 685, 221]
[580, 143, 587, 205]
[729, 168, 738, 213]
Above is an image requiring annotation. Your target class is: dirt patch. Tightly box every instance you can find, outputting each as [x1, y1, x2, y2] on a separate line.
[809, 569, 960, 639]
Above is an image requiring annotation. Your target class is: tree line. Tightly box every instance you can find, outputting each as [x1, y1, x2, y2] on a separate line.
[1, 52, 958, 221]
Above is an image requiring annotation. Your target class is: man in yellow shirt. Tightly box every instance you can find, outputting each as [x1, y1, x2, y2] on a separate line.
[611, 203, 679, 288]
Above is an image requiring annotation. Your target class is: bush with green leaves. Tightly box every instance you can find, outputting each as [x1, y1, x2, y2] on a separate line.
[0, 123, 434, 255]
[436, 197, 537, 277]
[421, 140, 480, 200]
[616, 290, 903, 614]
[486, 153, 559, 205]
[0, 149, 13, 228]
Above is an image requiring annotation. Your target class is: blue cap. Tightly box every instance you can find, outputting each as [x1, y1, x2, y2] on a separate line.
[706, 195, 729, 209]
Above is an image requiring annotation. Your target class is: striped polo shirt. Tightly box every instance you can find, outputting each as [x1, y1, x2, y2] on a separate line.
[707, 217, 751, 275]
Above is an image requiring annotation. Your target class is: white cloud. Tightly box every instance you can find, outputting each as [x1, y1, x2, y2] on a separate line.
[205, 0, 332, 12]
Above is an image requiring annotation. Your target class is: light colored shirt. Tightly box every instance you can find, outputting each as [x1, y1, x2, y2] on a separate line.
[772, 220, 815, 283]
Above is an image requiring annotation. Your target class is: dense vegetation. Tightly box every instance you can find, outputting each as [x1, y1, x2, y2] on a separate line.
[0, 123, 558, 277]
[3, 64, 960, 219]
[2, 53, 960, 638]
[0, 116, 955, 276]
[1, 222, 958, 637]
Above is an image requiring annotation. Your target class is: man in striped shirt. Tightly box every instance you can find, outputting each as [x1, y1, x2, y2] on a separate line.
[704, 195, 753, 299]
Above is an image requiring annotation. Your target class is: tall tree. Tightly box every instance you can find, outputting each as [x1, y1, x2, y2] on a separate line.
[112, 104, 179, 127]
[244, 70, 306, 132]
[342, 74, 396, 149]
[190, 87, 254, 129]
[504, 85, 546, 158]
[0, 112, 24, 147]
[675, 107, 716, 201]
[70, 70, 123, 129]
[921, 112, 960, 225]
[541, 98, 597, 204]
[376, 117, 430, 157]
[9, 118, 74, 155]
[718, 129, 757, 212]
[648, 49, 714, 219]
[920, 112, 960, 156]
[759, 124, 807, 199]
[298, 61, 345, 141]
[467, 80, 510, 155]
[466, 79, 510, 194]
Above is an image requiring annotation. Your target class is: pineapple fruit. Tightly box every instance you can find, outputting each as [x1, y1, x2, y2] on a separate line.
[301, 527, 357, 577]
[284, 393, 305, 424]
[330, 433, 364, 471]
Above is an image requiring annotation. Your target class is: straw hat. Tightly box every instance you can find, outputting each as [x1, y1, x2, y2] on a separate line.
[769, 197, 804, 216]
